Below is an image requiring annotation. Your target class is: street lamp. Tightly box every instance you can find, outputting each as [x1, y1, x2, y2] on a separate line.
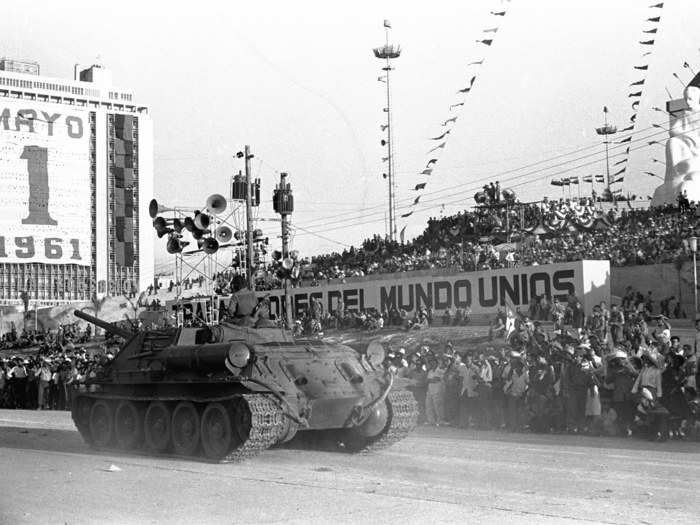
[690, 236, 698, 320]
[373, 19, 401, 242]
[595, 106, 617, 197]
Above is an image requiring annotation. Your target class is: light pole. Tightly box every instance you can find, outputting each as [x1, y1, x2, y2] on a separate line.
[690, 236, 698, 320]
[595, 106, 617, 197]
[374, 20, 401, 242]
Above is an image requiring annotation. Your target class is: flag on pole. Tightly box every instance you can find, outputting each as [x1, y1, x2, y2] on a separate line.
[649, 3, 664, 8]
[401, 211, 413, 218]
[646, 16, 661, 22]
[413, 196, 421, 205]
[414, 183, 427, 190]
[634, 65, 649, 70]
[614, 158, 628, 166]
[477, 39, 493, 46]
[643, 28, 658, 34]
[640, 40, 655, 45]
[383, 19, 392, 28]
[613, 167, 626, 176]
[400, 225, 406, 244]
[630, 79, 645, 86]
[421, 169, 433, 175]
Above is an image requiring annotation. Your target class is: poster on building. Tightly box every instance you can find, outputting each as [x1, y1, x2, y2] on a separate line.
[0, 99, 90, 266]
[258, 260, 611, 320]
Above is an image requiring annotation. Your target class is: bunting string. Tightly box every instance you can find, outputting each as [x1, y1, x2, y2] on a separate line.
[400, 0, 513, 232]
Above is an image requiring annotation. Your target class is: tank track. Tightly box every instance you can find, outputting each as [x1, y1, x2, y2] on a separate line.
[349, 389, 419, 453]
[287, 389, 418, 453]
[362, 389, 418, 451]
[71, 392, 285, 463]
[221, 394, 284, 462]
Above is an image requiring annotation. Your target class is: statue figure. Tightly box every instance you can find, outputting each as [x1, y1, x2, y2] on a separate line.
[652, 72, 700, 206]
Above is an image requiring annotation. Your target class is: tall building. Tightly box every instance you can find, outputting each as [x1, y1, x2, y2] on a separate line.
[0, 58, 153, 305]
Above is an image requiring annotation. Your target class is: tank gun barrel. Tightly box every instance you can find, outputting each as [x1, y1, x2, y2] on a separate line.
[73, 309, 134, 339]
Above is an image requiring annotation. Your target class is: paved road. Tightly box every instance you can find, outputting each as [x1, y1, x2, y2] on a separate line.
[0, 410, 698, 525]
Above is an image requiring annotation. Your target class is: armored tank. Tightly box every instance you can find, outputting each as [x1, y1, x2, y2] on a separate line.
[70, 309, 418, 462]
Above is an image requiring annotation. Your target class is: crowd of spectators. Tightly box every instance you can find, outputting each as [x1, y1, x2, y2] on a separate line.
[0, 322, 116, 410]
[387, 292, 700, 441]
[293, 200, 699, 285]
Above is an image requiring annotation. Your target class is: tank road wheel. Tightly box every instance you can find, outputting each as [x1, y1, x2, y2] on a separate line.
[144, 402, 171, 453]
[201, 402, 238, 460]
[89, 400, 114, 448]
[171, 402, 201, 456]
[114, 401, 143, 450]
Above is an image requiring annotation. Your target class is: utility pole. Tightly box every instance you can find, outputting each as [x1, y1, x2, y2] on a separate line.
[244, 145, 255, 290]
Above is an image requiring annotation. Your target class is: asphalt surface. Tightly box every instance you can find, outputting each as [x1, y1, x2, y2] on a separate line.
[0, 410, 698, 524]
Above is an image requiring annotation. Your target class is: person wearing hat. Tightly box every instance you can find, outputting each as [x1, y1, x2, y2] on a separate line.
[560, 345, 590, 433]
[631, 350, 663, 401]
[8, 358, 27, 408]
[425, 357, 446, 426]
[503, 352, 529, 432]
[604, 350, 638, 436]
[608, 304, 625, 345]
[635, 387, 671, 441]
[36, 358, 52, 410]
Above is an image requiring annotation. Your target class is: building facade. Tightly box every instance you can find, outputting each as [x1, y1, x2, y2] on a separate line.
[0, 59, 153, 305]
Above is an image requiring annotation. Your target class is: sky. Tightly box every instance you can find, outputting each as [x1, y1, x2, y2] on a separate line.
[2, 0, 699, 274]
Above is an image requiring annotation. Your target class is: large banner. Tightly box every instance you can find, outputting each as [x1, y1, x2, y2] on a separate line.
[0, 100, 90, 266]
[262, 260, 610, 319]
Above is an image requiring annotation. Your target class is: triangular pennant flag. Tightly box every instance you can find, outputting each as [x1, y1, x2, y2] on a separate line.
[414, 183, 427, 191]
[643, 28, 658, 34]
[625, 147, 630, 154]
[618, 136, 632, 143]
[457, 87, 472, 94]
[613, 176, 625, 183]
[421, 169, 433, 175]
[477, 39, 493, 46]
[632, 100, 640, 110]
[442, 117, 457, 126]
[467, 59, 484, 66]
[582, 176, 593, 183]
[684, 61, 691, 68]
[644, 171, 658, 177]
[413, 196, 421, 205]
[427, 142, 446, 153]
[570, 177, 580, 184]
[642, 51, 652, 56]
[649, 3, 664, 8]
[426, 158, 438, 167]
[382, 156, 389, 162]
[449, 102, 464, 110]
[634, 65, 649, 70]
[646, 16, 661, 22]
[614, 158, 628, 166]
[628, 91, 642, 97]
[491, 11, 506, 16]
[400, 226, 406, 244]
[401, 211, 413, 218]
[640, 40, 655, 45]
[430, 131, 450, 140]
[619, 125, 634, 132]
[630, 114, 637, 122]
[483, 27, 499, 33]
[630, 79, 645, 86]
[613, 167, 626, 176]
